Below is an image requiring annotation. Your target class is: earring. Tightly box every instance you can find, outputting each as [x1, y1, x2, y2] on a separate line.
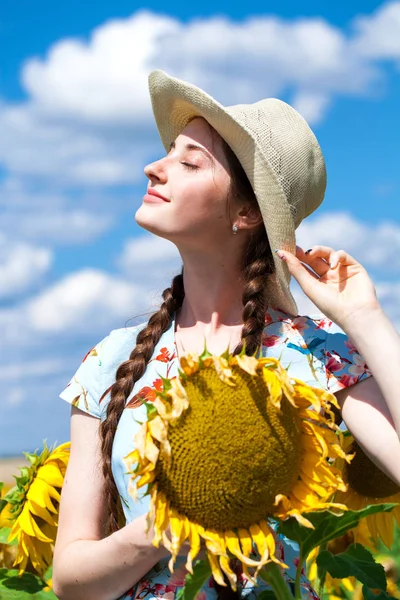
[232, 224, 238, 234]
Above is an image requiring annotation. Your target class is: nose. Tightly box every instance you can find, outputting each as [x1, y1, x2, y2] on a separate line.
[144, 156, 167, 182]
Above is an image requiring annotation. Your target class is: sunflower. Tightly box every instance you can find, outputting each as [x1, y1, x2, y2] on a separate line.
[334, 434, 400, 549]
[3, 441, 70, 576]
[124, 351, 350, 590]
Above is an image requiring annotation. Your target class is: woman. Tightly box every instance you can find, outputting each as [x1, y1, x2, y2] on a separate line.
[52, 70, 400, 600]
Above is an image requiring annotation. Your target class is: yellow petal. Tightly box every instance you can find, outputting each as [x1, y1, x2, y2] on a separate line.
[27, 478, 60, 513]
[144, 431, 159, 464]
[202, 529, 227, 556]
[134, 423, 148, 460]
[207, 551, 226, 586]
[212, 357, 236, 387]
[219, 554, 237, 591]
[180, 355, 200, 376]
[235, 355, 259, 376]
[249, 523, 270, 564]
[186, 522, 202, 574]
[36, 463, 64, 488]
[148, 416, 168, 444]
[27, 499, 58, 527]
[136, 470, 155, 490]
[14, 505, 53, 542]
[123, 449, 140, 471]
[258, 520, 288, 568]
[168, 508, 189, 570]
[225, 530, 260, 567]
[262, 369, 283, 409]
[153, 493, 169, 547]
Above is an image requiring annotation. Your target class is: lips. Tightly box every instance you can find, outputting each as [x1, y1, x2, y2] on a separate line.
[147, 189, 170, 202]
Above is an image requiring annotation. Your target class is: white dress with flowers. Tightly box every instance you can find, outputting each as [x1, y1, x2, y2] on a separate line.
[59, 307, 372, 600]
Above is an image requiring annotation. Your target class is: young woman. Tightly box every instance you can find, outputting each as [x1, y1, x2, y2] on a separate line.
[52, 70, 400, 600]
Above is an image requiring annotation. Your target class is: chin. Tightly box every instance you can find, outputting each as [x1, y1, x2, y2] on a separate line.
[135, 208, 172, 239]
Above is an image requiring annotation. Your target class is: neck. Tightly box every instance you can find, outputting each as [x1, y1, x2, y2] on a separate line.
[176, 247, 245, 333]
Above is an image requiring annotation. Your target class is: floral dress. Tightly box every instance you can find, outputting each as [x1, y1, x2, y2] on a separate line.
[59, 307, 372, 600]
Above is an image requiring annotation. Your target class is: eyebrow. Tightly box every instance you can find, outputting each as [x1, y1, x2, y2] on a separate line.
[169, 141, 215, 164]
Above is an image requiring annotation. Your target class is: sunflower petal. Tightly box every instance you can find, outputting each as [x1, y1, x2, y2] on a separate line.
[207, 551, 226, 586]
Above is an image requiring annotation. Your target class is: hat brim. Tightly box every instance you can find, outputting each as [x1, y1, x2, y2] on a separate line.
[148, 69, 298, 316]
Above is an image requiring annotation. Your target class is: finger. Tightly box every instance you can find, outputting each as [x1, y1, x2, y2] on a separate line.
[276, 249, 320, 290]
[296, 246, 330, 278]
[303, 246, 356, 269]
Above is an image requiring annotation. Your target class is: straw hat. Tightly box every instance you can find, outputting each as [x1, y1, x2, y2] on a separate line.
[148, 70, 327, 316]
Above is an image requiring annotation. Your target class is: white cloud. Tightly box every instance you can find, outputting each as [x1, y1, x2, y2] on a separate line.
[0, 6, 398, 186]
[0, 269, 145, 345]
[25, 269, 141, 333]
[290, 91, 331, 125]
[1, 210, 113, 245]
[0, 178, 117, 244]
[296, 212, 400, 272]
[0, 359, 65, 382]
[352, 1, 400, 59]
[22, 12, 179, 124]
[118, 234, 180, 269]
[0, 234, 52, 299]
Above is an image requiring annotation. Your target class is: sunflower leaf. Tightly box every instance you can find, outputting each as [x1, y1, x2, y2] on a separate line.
[316, 544, 386, 591]
[0, 492, 8, 515]
[176, 559, 212, 600]
[277, 503, 398, 557]
[0, 527, 17, 545]
[361, 585, 398, 600]
[0, 568, 45, 594]
[257, 591, 280, 600]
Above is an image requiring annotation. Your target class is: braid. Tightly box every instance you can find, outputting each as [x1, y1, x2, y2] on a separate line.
[100, 272, 185, 535]
[234, 228, 274, 357]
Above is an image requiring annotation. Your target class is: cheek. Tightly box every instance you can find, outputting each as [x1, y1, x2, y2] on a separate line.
[176, 177, 229, 219]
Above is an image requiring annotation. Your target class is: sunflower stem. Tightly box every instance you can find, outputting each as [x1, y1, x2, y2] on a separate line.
[294, 556, 303, 600]
[259, 564, 295, 600]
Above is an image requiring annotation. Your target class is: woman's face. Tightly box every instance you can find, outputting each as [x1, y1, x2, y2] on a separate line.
[136, 117, 234, 249]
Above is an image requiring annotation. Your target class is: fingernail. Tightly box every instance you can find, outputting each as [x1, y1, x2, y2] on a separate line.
[274, 249, 286, 261]
[305, 248, 313, 254]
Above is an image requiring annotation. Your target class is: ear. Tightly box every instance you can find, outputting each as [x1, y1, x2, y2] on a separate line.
[236, 204, 263, 231]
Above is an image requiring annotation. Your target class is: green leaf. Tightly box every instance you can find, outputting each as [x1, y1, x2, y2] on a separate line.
[144, 402, 157, 420]
[0, 498, 8, 516]
[362, 586, 398, 600]
[277, 503, 398, 557]
[316, 544, 387, 591]
[0, 570, 45, 594]
[257, 591, 278, 600]
[0, 528, 17, 546]
[176, 559, 212, 600]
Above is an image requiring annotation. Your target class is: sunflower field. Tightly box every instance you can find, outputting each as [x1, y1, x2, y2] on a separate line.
[1, 350, 399, 599]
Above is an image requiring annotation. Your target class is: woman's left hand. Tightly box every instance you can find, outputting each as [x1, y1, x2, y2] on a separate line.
[277, 245, 381, 329]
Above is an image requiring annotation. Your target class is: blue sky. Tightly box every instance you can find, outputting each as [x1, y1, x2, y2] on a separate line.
[0, 1, 399, 456]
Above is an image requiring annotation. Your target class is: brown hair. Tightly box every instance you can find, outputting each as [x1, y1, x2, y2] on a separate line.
[99, 130, 275, 593]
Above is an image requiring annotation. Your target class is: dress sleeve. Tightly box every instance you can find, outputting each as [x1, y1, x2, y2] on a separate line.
[322, 319, 372, 394]
[59, 335, 110, 419]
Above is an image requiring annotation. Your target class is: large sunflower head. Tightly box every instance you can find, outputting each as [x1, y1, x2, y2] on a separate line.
[125, 351, 350, 590]
[4, 441, 70, 576]
[334, 434, 400, 549]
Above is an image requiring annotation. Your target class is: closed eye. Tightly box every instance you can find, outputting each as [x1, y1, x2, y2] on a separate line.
[181, 162, 199, 171]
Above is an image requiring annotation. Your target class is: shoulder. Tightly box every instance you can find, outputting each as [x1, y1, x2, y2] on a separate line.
[59, 322, 147, 418]
[262, 308, 371, 394]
